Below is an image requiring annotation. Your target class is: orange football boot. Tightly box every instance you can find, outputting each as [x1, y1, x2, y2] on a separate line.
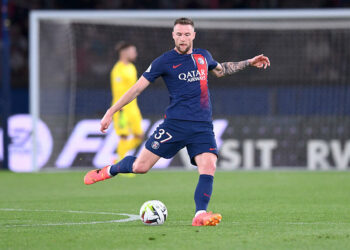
[192, 211, 222, 226]
[84, 165, 112, 185]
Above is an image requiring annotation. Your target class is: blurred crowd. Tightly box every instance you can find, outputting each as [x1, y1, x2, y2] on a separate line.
[3, 0, 350, 88]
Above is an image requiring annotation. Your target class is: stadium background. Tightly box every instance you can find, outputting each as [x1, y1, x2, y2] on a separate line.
[1, 0, 350, 171]
[1, 3, 350, 249]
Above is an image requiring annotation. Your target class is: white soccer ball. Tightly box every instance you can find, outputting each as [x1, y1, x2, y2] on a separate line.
[139, 200, 168, 225]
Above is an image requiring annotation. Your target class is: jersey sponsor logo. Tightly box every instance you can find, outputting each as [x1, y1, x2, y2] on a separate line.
[172, 64, 182, 69]
[178, 69, 206, 83]
[151, 141, 160, 150]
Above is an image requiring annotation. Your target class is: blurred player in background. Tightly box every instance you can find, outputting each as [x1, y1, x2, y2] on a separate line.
[111, 42, 143, 175]
[85, 18, 270, 226]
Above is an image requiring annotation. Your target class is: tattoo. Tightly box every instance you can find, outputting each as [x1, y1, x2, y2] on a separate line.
[220, 60, 250, 76]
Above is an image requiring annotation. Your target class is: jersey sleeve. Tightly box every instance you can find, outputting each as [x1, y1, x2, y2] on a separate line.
[204, 50, 218, 71]
[142, 56, 164, 83]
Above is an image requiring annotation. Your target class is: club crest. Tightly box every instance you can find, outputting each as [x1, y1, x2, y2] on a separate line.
[197, 57, 205, 65]
[151, 141, 160, 150]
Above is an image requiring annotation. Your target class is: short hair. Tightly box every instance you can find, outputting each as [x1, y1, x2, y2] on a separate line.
[115, 41, 134, 54]
[174, 17, 194, 28]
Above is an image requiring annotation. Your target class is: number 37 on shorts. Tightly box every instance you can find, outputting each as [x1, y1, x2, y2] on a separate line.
[154, 129, 173, 143]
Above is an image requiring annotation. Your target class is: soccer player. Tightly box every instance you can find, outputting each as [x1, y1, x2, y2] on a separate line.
[110, 42, 143, 171]
[84, 18, 270, 226]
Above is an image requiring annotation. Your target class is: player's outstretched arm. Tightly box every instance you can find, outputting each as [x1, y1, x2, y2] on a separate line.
[212, 54, 270, 78]
[100, 76, 150, 133]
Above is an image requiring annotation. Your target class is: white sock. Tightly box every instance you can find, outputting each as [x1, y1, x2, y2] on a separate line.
[195, 210, 206, 217]
[107, 165, 112, 177]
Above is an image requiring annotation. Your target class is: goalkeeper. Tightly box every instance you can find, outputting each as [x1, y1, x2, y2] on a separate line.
[111, 42, 143, 164]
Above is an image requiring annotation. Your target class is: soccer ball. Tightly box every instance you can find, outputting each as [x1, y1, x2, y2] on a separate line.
[139, 200, 168, 225]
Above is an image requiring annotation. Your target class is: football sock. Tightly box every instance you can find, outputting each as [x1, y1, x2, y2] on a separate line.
[109, 156, 136, 176]
[194, 174, 213, 212]
[195, 210, 206, 217]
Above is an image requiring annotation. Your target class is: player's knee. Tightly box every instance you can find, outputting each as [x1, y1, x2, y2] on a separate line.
[120, 135, 128, 140]
[198, 162, 216, 175]
[205, 162, 216, 174]
[132, 161, 149, 174]
[198, 160, 217, 175]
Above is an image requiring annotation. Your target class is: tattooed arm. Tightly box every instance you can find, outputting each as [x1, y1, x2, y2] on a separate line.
[212, 54, 270, 78]
[221, 60, 250, 75]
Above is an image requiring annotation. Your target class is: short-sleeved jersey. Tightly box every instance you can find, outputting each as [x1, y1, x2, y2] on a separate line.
[111, 61, 138, 109]
[142, 48, 218, 122]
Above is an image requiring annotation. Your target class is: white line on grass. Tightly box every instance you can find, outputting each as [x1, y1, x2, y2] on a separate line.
[0, 208, 139, 227]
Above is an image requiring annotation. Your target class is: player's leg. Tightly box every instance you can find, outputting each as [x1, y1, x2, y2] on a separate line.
[117, 135, 129, 161]
[117, 134, 143, 178]
[84, 119, 181, 185]
[116, 109, 143, 161]
[113, 110, 130, 161]
[117, 111, 144, 177]
[127, 109, 144, 152]
[112, 110, 136, 177]
[110, 117, 182, 175]
[194, 152, 217, 212]
[84, 148, 160, 185]
[120, 134, 143, 154]
[110, 147, 160, 174]
[185, 123, 222, 226]
[191, 152, 221, 226]
[109, 118, 183, 175]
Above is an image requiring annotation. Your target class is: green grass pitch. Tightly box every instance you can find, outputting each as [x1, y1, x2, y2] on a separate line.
[1, 170, 350, 249]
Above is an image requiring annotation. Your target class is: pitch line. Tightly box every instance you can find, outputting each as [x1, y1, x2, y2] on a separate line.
[0, 208, 139, 227]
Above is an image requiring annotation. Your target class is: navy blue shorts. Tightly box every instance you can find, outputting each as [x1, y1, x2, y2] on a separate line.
[145, 119, 218, 166]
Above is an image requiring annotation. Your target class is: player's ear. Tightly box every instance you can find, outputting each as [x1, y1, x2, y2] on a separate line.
[193, 31, 196, 40]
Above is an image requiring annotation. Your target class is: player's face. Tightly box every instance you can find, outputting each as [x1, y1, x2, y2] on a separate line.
[172, 24, 196, 54]
[125, 46, 137, 62]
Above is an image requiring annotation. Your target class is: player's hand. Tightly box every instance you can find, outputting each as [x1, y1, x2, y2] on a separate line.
[248, 54, 270, 69]
[100, 110, 113, 133]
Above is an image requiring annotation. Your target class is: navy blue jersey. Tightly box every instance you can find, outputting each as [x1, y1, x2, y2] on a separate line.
[142, 48, 218, 122]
